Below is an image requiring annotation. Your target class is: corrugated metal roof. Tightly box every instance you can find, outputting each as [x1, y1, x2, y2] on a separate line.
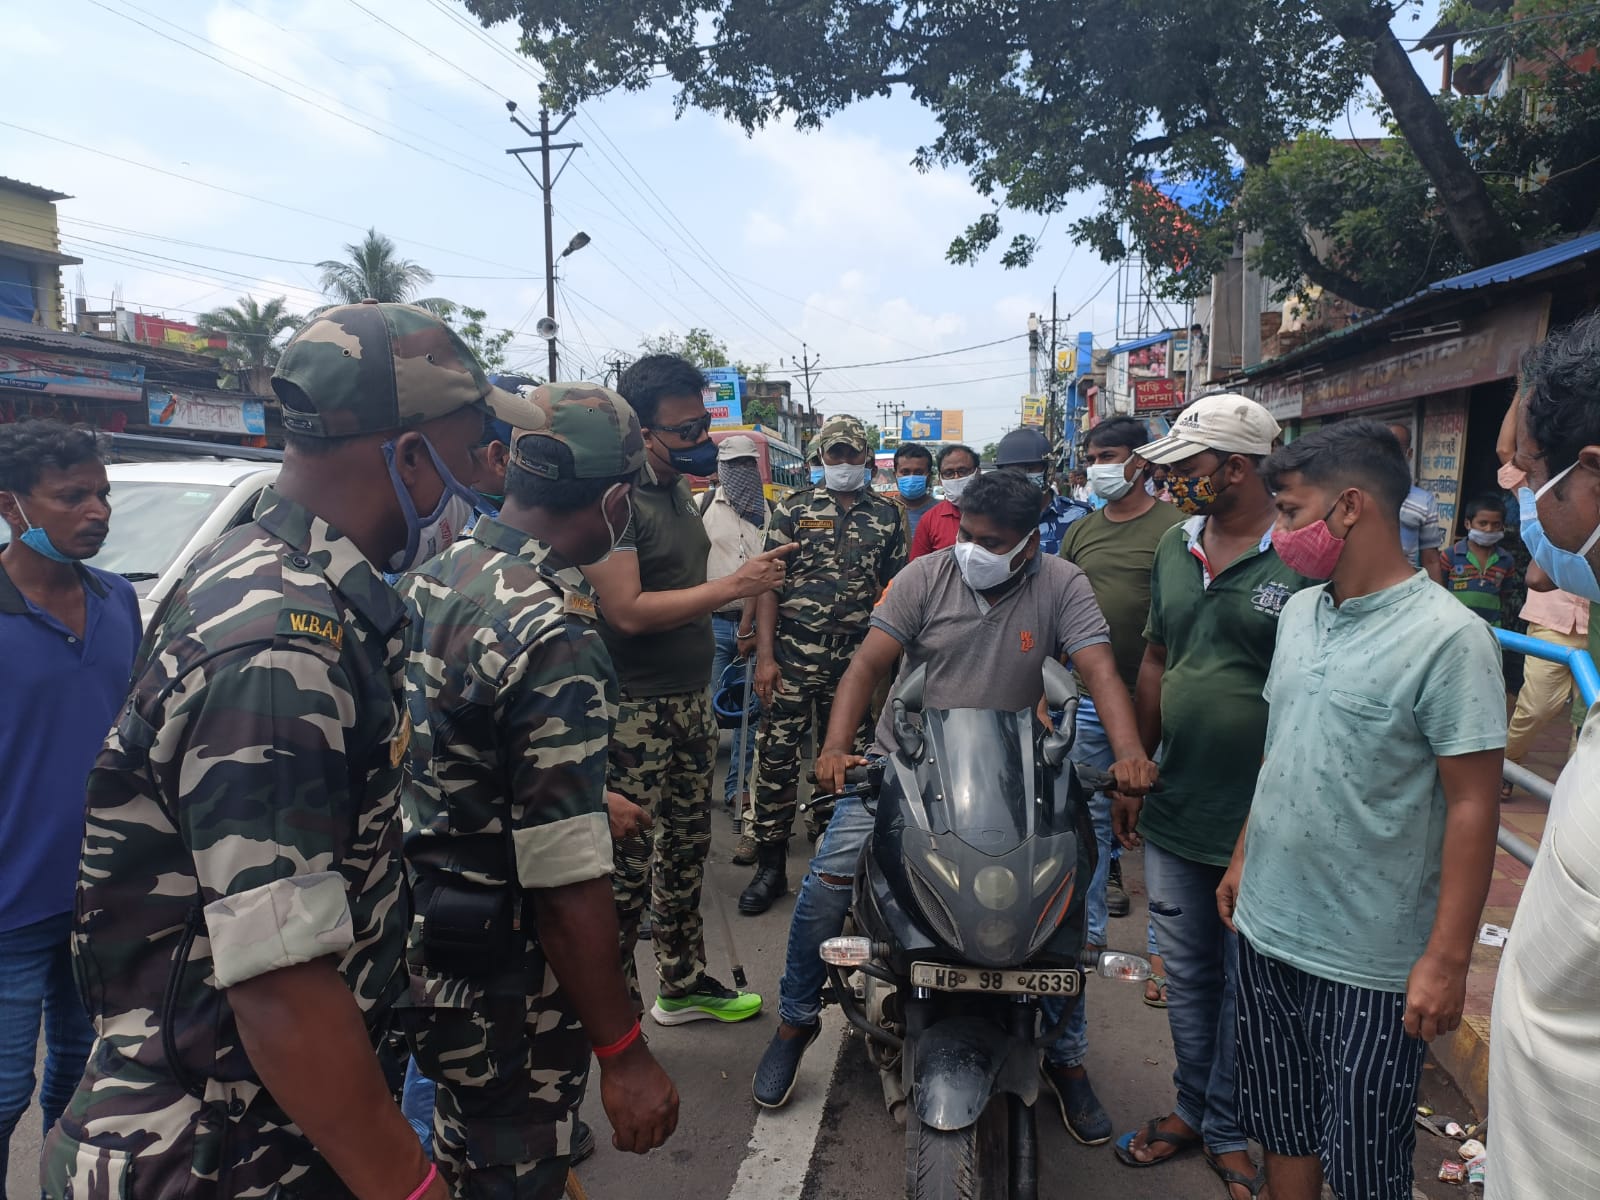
[1108, 331, 1173, 357]
[0, 316, 217, 370]
[0, 176, 71, 203]
[1242, 231, 1600, 378]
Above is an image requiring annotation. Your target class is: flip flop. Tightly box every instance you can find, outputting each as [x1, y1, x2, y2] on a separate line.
[1143, 973, 1168, 1008]
[1114, 1116, 1202, 1168]
[1204, 1150, 1267, 1198]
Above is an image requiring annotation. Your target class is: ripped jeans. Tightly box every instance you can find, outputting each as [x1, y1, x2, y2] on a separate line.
[776, 792, 876, 1027]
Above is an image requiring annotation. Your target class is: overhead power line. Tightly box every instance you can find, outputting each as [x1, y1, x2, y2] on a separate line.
[826, 335, 1027, 371]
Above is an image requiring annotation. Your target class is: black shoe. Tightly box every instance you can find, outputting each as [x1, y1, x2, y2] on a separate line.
[1040, 1061, 1112, 1145]
[1106, 858, 1131, 918]
[571, 1119, 596, 1165]
[752, 1025, 820, 1108]
[738, 842, 789, 915]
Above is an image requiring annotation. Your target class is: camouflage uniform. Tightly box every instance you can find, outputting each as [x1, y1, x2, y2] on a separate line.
[41, 301, 545, 1200]
[397, 384, 643, 1200]
[752, 417, 908, 846]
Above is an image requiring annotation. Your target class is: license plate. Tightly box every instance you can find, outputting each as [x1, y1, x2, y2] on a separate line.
[910, 962, 1081, 997]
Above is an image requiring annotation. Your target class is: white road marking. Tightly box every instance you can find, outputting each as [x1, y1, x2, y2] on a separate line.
[724, 1008, 847, 1200]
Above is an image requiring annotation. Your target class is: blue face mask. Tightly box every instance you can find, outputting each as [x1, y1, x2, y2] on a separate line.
[13, 498, 78, 564]
[809, 465, 826, 485]
[666, 437, 720, 477]
[896, 475, 929, 501]
[1518, 465, 1600, 602]
[382, 437, 487, 574]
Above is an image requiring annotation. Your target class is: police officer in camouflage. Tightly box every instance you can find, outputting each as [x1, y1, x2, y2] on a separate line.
[398, 384, 680, 1199]
[42, 301, 541, 1200]
[739, 415, 908, 915]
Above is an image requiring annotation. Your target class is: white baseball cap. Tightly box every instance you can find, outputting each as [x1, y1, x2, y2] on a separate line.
[1135, 393, 1281, 464]
[716, 433, 760, 463]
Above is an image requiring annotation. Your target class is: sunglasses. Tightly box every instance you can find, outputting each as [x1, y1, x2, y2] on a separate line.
[648, 415, 714, 442]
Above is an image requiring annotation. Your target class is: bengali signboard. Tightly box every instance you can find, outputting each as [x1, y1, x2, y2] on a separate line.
[1249, 293, 1549, 422]
[0, 349, 145, 402]
[1133, 378, 1182, 413]
[148, 390, 266, 437]
[1417, 393, 1468, 534]
[703, 367, 744, 427]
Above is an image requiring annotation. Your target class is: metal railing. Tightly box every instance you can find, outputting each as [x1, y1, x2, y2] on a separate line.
[1492, 628, 1598, 865]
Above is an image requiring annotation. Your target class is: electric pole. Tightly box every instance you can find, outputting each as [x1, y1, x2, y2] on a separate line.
[789, 343, 822, 438]
[506, 102, 582, 382]
[606, 356, 631, 389]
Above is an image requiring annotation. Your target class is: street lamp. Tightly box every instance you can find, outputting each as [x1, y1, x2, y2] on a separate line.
[562, 231, 591, 258]
[543, 230, 591, 380]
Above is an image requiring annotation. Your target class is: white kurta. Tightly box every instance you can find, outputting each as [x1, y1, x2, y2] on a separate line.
[1487, 711, 1600, 1199]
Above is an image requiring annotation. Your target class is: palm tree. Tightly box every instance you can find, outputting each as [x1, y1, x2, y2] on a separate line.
[197, 295, 302, 393]
[316, 227, 451, 313]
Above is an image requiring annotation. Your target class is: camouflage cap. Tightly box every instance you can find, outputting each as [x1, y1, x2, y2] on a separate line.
[272, 300, 544, 439]
[817, 414, 869, 453]
[511, 382, 646, 480]
[804, 434, 822, 462]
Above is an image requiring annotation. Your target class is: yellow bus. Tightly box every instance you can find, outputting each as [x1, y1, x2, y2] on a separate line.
[686, 428, 809, 502]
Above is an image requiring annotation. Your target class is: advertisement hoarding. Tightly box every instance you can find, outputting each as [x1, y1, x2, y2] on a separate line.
[148, 390, 266, 437]
[0, 349, 145, 402]
[899, 410, 964, 442]
[703, 367, 744, 427]
[1133, 378, 1182, 413]
[1020, 396, 1046, 427]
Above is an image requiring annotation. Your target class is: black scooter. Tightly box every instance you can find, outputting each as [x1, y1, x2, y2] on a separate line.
[817, 659, 1149, 1200]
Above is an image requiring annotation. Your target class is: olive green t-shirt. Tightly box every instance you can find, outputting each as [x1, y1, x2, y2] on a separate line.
[598, 474, 713, 698]
[1138, 517, 1313, 866]
[1058, 500, 1186, 694]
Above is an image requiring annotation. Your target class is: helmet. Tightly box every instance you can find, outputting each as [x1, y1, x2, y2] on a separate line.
[711, 658, 760, 728]
[995, 427, 1052, 467]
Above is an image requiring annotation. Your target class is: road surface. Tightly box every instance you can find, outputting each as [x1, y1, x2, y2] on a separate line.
[7, 748, 1477, 1200]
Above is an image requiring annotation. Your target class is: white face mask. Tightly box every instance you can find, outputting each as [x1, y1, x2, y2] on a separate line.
[952, 532, 1032, 591]
[1087, 461, 1136, 501]
[587, 484, 633, 566]
[383, 437, 483, 574]
[823, 461, 867, 492]
[942, 474, 975, 507]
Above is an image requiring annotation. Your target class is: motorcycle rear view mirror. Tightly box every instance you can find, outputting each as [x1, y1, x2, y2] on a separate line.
[1040, 658, 1079, 768]
[1041, 657, 1079, 710]
[891, 663, 928, 760]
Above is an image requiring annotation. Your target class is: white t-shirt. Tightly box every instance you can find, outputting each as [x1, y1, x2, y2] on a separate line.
[1487, 708, 1600, 1199]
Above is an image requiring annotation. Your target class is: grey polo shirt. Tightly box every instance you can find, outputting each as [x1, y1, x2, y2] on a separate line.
[869, 550, 1110, 755]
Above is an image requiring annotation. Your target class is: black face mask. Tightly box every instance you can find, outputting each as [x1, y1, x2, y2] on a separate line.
[666, 437, 720, 476]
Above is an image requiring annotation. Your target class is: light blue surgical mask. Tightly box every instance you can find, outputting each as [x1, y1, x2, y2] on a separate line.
[896, 475, 929, 501]
[1518, 465, 1600, 601]
[382, 437, 487, 574]
[809, 465, 825, 486]
[12, 497, 78, 564]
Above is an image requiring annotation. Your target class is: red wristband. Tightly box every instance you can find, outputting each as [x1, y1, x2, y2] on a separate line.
[593, 1019, 642, 1060]
[403, 1162, 437, 1200]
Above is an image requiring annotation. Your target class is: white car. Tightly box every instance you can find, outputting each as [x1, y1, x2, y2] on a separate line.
[97, 461, 279, 625]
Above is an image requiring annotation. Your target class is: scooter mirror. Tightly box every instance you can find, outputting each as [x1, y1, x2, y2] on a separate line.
[897, 663, 928, 713]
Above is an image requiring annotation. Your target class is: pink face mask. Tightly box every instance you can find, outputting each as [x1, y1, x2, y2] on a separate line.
[1271, 504, 1347, 579]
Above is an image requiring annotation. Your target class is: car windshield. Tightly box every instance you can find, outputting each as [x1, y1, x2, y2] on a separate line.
[93, 481, 232, 594]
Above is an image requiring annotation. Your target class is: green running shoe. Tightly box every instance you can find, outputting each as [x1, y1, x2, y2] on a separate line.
[650, 974, 764, 1026]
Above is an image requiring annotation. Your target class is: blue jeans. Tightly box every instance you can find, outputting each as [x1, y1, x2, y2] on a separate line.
[1041, 697, 1115, 1068]
[401, 1056, 435, 1156]
[0, 912, 95, 1183]
[710, 615, 758, 806]
[776, 793, 875, 1027]
[1143, 841, 1247, 1155]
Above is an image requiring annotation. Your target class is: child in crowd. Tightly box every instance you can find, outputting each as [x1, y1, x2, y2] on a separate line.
[1218, 420, 1505, 1200]
[1443, 494, 1523, 698]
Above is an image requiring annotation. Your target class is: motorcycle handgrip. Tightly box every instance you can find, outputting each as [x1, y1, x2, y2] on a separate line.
[843, 765, 872, 785]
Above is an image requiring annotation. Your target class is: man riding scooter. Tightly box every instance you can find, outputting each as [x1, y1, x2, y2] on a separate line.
[751, 471, 1158, 1145]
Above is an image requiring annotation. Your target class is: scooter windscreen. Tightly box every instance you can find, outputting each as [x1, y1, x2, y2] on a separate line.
[882, 707, 1087, 966]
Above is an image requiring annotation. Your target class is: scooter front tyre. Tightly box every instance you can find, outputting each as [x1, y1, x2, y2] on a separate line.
[905, 1098, 1008, 1200]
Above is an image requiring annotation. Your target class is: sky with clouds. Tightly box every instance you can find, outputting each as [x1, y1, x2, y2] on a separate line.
[6, 0, 1438, 447]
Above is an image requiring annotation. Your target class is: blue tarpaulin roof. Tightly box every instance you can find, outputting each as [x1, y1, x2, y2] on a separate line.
[1108, 331, 1173, 357]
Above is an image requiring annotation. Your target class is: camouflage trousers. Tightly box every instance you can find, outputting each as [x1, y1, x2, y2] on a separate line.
[752, 627, 873, 846]
[608, 688, 717, 1004]
[402, 958, 587, 1200]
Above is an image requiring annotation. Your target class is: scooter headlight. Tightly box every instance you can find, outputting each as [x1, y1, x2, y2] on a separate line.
[972, 865, 1019, 911]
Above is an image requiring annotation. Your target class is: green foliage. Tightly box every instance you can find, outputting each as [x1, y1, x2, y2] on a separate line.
[744, 395, 780, 426]
[640, 326, 732, 368]
[447, 304, 515, 373]
[196, 295, 301, 376]
[317, 228, 452, 312]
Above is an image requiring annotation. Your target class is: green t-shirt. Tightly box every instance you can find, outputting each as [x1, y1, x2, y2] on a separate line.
[1235, 573, 1506, 991]
[1139, 517, 1313, 866]
[1058, 500, 1186, 694]
[598, 474, 713, 698]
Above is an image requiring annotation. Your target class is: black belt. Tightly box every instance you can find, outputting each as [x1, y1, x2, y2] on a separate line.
[714, 608, 744, 621]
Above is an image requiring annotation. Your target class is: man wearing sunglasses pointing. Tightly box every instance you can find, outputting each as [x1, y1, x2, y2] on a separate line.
[584, 355, 791, 1026]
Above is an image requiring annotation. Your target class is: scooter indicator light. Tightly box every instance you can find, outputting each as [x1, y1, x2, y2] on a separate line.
[1096, 951, 1153, 982]
[820, 936, 873, 967]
